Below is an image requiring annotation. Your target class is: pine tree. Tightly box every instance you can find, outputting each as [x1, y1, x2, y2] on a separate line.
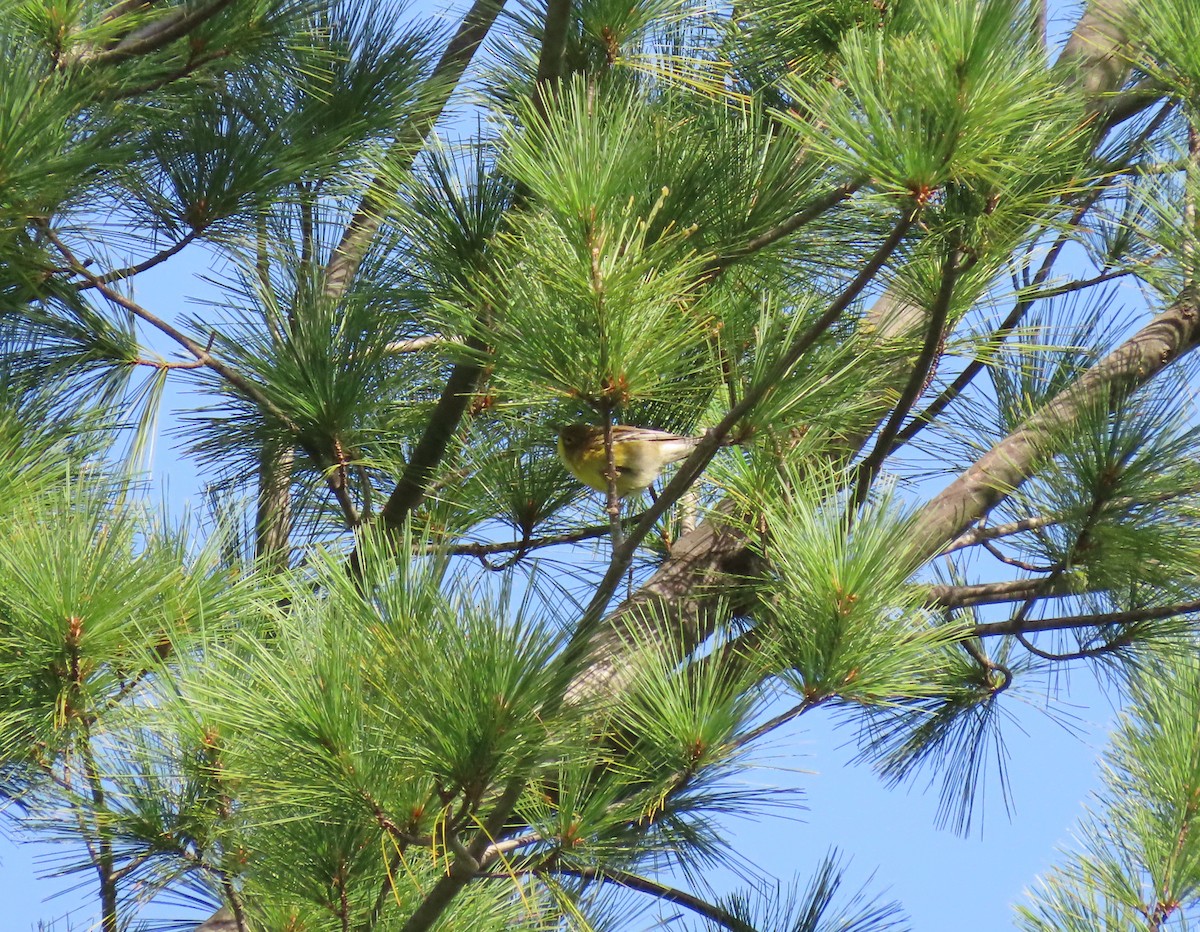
[3, 0, 1200, 929]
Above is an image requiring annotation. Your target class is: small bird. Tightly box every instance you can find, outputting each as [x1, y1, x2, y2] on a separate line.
[557, 424, 712, 498]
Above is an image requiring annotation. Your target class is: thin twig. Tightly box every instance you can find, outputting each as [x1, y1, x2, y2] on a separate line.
[527, 865, 757, 932]
[130, 355, 207, 370]
[43, 226, 294, 427]
[91, 0, 238, 62]
[447, 517, 643, 558]
[980, 539, 1060, 574]
[894, 100, 1177, 450]
[77, 229, 201, 286]
[386, 334, 457, 354]
[729, 695, 824, 751]
[945, 514, 1060, 551]
[974, 597, 1200, 638]
[708, 180, 862, 272]
[45, 226, 363, 529]
[1015, 263, 1150, 302]
[928, 577, 1075, 609]
[854, 248, 962, 507]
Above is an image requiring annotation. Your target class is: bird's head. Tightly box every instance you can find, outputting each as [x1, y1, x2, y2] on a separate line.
[556, 424, 596, 456]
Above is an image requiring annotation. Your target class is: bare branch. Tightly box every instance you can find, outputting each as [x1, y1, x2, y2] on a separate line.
[536, 865, 758, 932]
[974, 598, 1200, 638]
[945, 514, 1060, 552]
[77, 229, 201, 286]
[386, 334, 458, 354]
[928, 577, 1077, 610]
[43, 226, 296, 429]
[980, 539, 1060, 574]
[708, 180, 862, 272]
[532, 0, 573, 121]
[854, 248, 962, 506]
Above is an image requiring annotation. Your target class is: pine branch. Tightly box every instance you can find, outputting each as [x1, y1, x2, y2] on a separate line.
[78, 228, 201, 286]
[43, 226, 293, 428]
[908, 286, 1200, 563]
[535, 865, 758, 932]
[448, 518, 643, 560]
[928, 577, 1077, 609]
[45, 227, 363, 530]
[532, 0, 572, 120]
[375, 340, 487, 532]
[945, 514, 1060, 551]
[385, 334, 457, 354]
[90, 0, 239, 63]
[323, 0, 505, 298]
[854, 248, 962, 506]
[573, 199, 920, 652]
[707, 180, 861, 272]
[979, 539, 1060, 574]
[974, 598, 1200, 638]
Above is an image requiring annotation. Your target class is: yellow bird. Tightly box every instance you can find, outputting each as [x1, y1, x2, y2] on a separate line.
[557, 424, 709, 498]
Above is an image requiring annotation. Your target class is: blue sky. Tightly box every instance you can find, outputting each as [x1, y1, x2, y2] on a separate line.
[0, 2, 1145, 929]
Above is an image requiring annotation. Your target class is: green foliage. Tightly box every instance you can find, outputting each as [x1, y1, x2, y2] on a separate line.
[5, 0, 1200, 929]
[1018, 656, 1200, 929]
[0, 480, 235, 765]
[741, 465, 967, 704]
[1132, 0, 1200, 116]
[712, 851, 909, 932]
[781, 0, 1084, 201]
[726, 0, 892, 99]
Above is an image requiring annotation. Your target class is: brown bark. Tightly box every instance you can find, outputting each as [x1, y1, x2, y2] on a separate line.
[907, 290, 1200, 563]
[254, 445, 294, 572]
[1055, 0, 1135, 102]
[322, 0, 506, 298]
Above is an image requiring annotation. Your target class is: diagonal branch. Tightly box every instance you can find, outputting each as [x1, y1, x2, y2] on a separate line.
[854, 248, 961, 506]
[43, 226, 294, 429]
[376, 340, 487, 531]
[927, 577, 1076, 610]
[323, 0, 505, 299]
[80, 229, 202, 287]
[707, 180, 862, 273]
[91, 0, 239, 63]
[532, 0, 573, 120]
[909, 287, 1200, 562]
[541, 865, 757, 932]
[45, 227, 362, 529]
[567, 199, 921, 699]
[348, 0, 566, 549]
[582, 201, 920, 623]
